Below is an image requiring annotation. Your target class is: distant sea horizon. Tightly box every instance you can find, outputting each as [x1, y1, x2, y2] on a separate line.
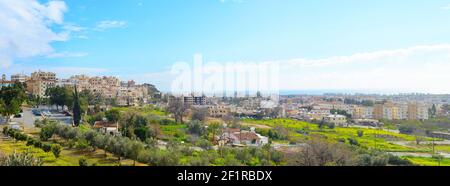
[278, 89, 435, 96]
[158, 89, 443, 96]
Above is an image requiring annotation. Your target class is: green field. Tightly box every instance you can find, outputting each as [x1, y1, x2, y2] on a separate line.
[160, 124, 188, 141]
[243, 118, 432, 152]
[434, 145, 450, 153]
[112, 106, 167, 117]
[404, 156, 450, 166]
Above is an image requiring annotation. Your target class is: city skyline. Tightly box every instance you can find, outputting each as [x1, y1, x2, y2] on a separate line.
[2, 0, 450, 93]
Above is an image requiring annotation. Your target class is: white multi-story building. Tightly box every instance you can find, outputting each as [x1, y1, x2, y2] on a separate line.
[11, 73, 29, 83]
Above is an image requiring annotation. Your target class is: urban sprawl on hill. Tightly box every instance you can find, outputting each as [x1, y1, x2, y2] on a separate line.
[1, 71, 450, 166]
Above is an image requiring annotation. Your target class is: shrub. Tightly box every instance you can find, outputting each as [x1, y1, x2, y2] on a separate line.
[387, 155, 413, 166]
[327, 123, 335, 129]
[399, 125, 415, 134]
[40, 127, 54, 141]
[197, 139, 213, 150]
[371, 154, 389, 166]
[2, 126, 9, 135]
[51, 144, 62, 158]
[75, 139, 90, 151]
[42, 144, 52, 153]
[337, 138, 346, 143]
[357, 130, 364, 137]
[33, 140, 42, 148]
[159, 119, 177, 126]
[67, 140, 76, 149]
[356, 154, 372, 166]
[0, 151, 43, 166]
[26, 138, 35, 146]
[187, 120, 205, 136]
[348, 138, 359, 146]
[79, 157, 89, 166]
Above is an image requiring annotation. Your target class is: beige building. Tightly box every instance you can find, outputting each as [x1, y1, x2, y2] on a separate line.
[208, 105, 230, 118]
[373, 104, 384, 120]
[70, 75, 121, 99]
[324, 114, 347, 127]
[408, 103, 429, 120]
[31, 71, 56, 81]
[353, 106, 374, 119]
[27, 71, 57, 97]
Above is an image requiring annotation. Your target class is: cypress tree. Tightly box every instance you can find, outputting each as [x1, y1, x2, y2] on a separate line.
[73, 86, 82, 126]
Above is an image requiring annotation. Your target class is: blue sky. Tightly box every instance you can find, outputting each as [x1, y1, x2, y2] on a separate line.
[2, 0, 450, 93]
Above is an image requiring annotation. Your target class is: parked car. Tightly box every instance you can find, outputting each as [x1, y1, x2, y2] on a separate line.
[32, 109, 42, 116]
[8, 122, 24, 131]
[14, 113, 24, 118]
[42, 110, 52, 116]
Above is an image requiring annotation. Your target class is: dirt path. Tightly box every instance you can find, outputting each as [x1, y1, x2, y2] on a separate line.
[241, 122, 273, 129]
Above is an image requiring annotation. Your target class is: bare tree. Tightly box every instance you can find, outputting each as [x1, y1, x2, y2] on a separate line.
[191, 107, 209, 122]
[290, 135, 356, 166]
[222, 113, 240, 128]
[167, 97, 188, 123]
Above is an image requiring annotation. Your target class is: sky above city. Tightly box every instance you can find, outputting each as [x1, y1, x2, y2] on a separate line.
[1, 0, 450, 93]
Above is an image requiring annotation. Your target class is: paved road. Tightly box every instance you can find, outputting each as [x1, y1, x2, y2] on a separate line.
[10, 107, 37, 129]
[388, 152, 450, 158]
[390, 140, 450, 146]
[9, 107, 73, 129]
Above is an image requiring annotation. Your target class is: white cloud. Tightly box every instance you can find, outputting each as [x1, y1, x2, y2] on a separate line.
[62, 23, 86, 32]
[44, 0, 67, 24]
[46, 51, 89, 58]
[285, 44, 450, 67]
[0, 0, 69, 68]
[152, 44, 450, 94]
[279, 44, 450, 93]
[95, 20, 127, 31]
[442, 4, 450, 10]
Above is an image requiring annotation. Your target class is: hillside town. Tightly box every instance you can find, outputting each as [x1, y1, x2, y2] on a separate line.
[2, 71, 450, 129]
[2, 70, 450, 167]
[1, 72, 160, 107]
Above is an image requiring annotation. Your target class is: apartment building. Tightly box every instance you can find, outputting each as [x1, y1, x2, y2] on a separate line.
[56, 79, 75, 88]
[408, 103, 429, 120]
[26, 71, 57, 97]
[11, 73, 29, 83]
[26, 79, 56, 98]
[117, 85, 149, 106]
[324, 114, 347, 127]
[208, 105, 231, 118]
[70, 75, 121, 98]
[31, 71, 56, 81]
[184, 96, 206, 106]
[373, 104, 384, 120]
[353, 106, 374, 119]
[370, 102, 429, 120]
